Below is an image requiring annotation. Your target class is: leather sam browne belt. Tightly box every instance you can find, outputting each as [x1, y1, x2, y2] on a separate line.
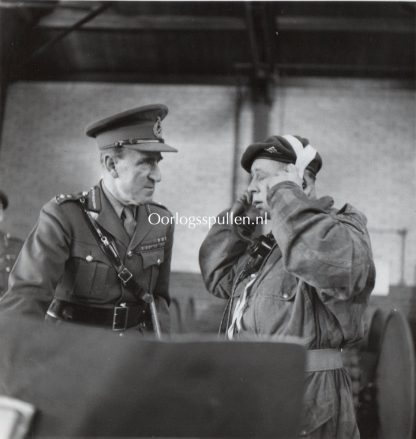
[47, 299, 146, 331]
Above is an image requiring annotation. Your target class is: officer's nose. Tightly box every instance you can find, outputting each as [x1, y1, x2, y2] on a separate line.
[149, 163, 161, 183]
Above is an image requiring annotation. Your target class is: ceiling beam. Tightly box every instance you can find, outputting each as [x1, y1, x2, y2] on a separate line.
[27, 2, 111, 63]
[37, 9, 246, 31]
[276, 16, 415, 34]
[0, 1, 60, 8]
[236, 61, 415, 76]
[244, 3, 262, 78]
[35, 8, 415, 34]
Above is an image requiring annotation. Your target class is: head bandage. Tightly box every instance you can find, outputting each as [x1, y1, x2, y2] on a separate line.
[282, 135, 317, 180]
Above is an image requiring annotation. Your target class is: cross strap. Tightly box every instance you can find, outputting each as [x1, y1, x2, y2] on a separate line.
[77, 197, 153, 304]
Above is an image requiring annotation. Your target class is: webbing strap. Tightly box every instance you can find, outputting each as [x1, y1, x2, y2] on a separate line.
[77, 198, 152, 304]
[305, 349, 343, 372]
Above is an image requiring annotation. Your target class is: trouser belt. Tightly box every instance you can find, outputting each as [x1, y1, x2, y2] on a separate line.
[47, 298, 147, 331]
[305, 349, 343, 372]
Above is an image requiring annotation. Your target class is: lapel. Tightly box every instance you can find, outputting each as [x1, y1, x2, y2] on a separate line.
[91, 185, 130, 249]
[129, 204, 153, 250]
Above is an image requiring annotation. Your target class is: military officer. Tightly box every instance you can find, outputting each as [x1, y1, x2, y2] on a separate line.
[199, 135, 375, 438]
[0, 104, 177, 333]
[0, 191, 24, 296]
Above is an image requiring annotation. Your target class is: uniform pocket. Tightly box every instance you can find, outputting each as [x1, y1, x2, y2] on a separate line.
[259, 273, 297, 301]
[300, 398, 336, 437]
[140, 248, 165, 270]
[66, 241, 111, 301]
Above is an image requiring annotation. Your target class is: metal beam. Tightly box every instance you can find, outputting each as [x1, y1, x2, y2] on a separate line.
[0, 1, 59, 8]
[27, 2, 111, 63]
[6, 71, 253, 86]
[35, 10, 415, 34]
[261, 3, 277, 76]
[38, 9, 246, 31]
[244, 3, 262, 79]
[276, 16, 415, 34]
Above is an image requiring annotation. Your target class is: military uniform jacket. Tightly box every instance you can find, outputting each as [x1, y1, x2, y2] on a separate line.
[0, 231, 24, 295]
[199, 181, 375, 438]
[0, 182, 174, 331]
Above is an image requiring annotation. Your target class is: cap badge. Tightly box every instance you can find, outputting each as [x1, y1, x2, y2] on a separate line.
[265, 146, 278, 154]
[153, 117, 163, 139]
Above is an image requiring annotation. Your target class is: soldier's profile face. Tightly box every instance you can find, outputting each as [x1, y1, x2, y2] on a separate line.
[113, 149, 162, 204]
[248, 159, 287, 215]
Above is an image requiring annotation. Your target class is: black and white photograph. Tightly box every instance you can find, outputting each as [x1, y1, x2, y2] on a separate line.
[0, 1, 415, 438]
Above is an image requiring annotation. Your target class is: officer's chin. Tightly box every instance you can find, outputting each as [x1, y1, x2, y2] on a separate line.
[130, 196, 152, 206]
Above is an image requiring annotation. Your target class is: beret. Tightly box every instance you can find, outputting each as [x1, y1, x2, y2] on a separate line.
[86, 104, 177, 153]
[241, 135, 322, 176]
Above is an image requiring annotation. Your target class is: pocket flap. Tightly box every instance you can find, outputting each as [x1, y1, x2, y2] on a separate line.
[71, 240, 109, 264]
[141, 249, 165, 269]
[300, 398, 336, 436]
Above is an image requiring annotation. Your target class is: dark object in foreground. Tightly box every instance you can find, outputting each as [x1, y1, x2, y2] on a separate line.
[0, 315, 305, 438]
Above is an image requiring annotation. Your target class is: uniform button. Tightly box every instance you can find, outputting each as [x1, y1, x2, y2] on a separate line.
[127, 251, 133, 257]
[86, 255, 93, 262]
[119, 332, 125, 337]
[282, 293, 289, 299]
[157, 258, 161, 265]
[5, 267, 10, 273]
[300, 430, 307, 437]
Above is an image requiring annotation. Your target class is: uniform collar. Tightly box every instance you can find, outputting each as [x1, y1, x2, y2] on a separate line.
[101, 180, 125, 219]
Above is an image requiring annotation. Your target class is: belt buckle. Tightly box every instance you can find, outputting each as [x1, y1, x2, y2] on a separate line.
[113, 305, 129, 331]
[118, 267, 133, 284]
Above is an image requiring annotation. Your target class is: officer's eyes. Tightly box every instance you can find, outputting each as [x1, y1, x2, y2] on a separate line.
[137, 158, 161, 166]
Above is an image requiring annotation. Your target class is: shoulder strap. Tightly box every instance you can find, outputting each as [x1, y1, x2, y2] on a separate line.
[77, 197, 153, 304]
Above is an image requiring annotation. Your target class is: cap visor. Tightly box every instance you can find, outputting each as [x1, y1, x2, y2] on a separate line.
[124, 143, 178, 153]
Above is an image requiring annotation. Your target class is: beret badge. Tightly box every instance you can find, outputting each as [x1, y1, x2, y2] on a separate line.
[153, 117, 163, 139]
[265, 146, 278, 154]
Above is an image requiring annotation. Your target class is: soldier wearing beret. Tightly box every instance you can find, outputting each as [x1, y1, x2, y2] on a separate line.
[0, 191, 24, 296]
[199, 135, 375, 438]
[0, 104, 176, 334]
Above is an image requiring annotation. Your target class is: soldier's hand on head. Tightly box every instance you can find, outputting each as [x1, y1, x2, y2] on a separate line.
[231, 191, 260, 238]
[230, 191, 252, 216]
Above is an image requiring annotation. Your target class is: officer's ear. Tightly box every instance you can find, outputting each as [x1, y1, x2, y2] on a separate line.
[103, 155, 119, 178]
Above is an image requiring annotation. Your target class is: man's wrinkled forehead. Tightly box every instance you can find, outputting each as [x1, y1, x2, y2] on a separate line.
[250, 158, 287, 175]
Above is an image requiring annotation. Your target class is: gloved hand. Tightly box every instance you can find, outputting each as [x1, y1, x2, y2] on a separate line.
[230, 191, 252, 217]
[230, 191, 259, 238]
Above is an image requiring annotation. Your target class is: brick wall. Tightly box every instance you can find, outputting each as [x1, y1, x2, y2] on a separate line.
[269, 78, 416, 286]
[0, 81, 250, 273]
[0, 79, 415, 288]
